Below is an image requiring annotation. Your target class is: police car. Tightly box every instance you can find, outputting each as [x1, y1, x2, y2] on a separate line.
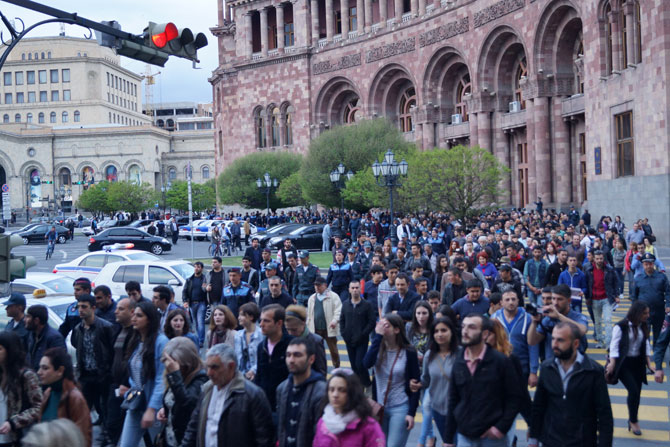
[11, 273, 76, 295]
[53, 244, 159, 280]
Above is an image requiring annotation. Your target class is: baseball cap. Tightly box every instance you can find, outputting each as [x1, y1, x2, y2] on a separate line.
[3, 292, 26, 307]
[347, 248, 356, 254]
[266, 262, 278, 270]
[298, 250, 310, 258]
[314, 276, 327, 285]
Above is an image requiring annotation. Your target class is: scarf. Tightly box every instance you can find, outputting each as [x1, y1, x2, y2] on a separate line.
[322, 404, 358, 435]
[42, 379, 63, 422]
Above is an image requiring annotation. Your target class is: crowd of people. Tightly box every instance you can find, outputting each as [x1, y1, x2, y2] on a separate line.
[1, 206, 669, 447]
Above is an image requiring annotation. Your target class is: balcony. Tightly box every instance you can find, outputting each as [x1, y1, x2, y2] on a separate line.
[444, 121, 470, 139]
[268, 49, 279, 56]
[318, 38, 327, 47]
[387, 18, 396, 27]
[284, 46, 297, 54]
[562, 94, 585, 117]
[426, 4, 435, 13]
[333, 34, 343, 42]
[348, 30, 358, 39]
[251, 52, 262, 60]
[371, 23, 382, 32]
[501, 109, 527, 130]
[402, 13, 412, 23]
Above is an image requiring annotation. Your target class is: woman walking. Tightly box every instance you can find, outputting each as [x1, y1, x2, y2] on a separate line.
[605, 301, 655, 436]
[164, 309, 199, 348]
[234, 302, 263, 380]
[205, 305, 236, 349]
[406, 302, 434, 447]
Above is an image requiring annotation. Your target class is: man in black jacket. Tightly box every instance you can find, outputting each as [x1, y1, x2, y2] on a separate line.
[528, 322, 613, 447]
[544, 248, 568, 287]
[384, 273, 420, 321]
[276, 338, 326, 447]
[340, 281, 376, 387]
[445, 314, 523, 446]
[244, 237, 263, 270]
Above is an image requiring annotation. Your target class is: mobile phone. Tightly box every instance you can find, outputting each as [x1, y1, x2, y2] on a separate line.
[525, 303, 538, 316]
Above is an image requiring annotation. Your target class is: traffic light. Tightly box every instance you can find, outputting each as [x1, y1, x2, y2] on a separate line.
[41, 180, 53, 184]
[96, 20, 171, 67]
[145, 22, 208, 63]
[0, 235, 36, 282]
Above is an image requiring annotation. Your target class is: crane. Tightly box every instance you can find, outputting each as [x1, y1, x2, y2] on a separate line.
[141, 64, 161, 120]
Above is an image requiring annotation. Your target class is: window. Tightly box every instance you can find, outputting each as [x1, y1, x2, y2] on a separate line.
[620, 2, 628, 68]
[515, 57, 528, 109]
[576, 40, 584, 94]
[40, 52, 44, 59]
[605, 2, 614, 73]
[59, 168, 71, 186]
[26, 113, 32, 123]
[63, 90, 71, 101]
[271, 107, 280, 146]
[15, 72, 23, 85]
[3, 72, 10, 86]
[343, 98, 360, 124]
[27, 53, 31, 60]
[518, 143, 529, 207]
[47, 52, 51, 59]
[168, 168, 177, 180]
[349, 6, 357, 31]
[62, 69, 70, 83]
[38, 112, 44, 123]
[27, 71, 35, 84]
[39, 91, 47, 102]
[285, 22, 295, 47]
[2, 115, 7, 124]
[455, 73, 471, 121]
[14, 114, 20, 123]
[149, 266, 178, 285]
[635, 2, 642, 63]
[81, 255, 106, 268]
[616, 111, 634, 177]
[27, 92, 35, 103]
[107, 72, 110, 86]
[128, 165, 141, 184]
[51, 91, 59, 102]
[399, 87, 416, 132]
[112, 265, 144, 283]
[50, 112, 56, 123]
[16, 93, 23, 104]
[38, 70, 46, 84]
[34, 52, 38, 60]
[3, 93, 11, 104]
[74, 110, 80, 122]
[62, 111, 68, 123]
[255, 110, 266, 148]
[21, 53, 25, 60]
[202, 166, 210, 179]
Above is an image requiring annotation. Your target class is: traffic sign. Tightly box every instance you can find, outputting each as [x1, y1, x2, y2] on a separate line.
[1, 184, 8, 193]
[2, 191, 10, 222]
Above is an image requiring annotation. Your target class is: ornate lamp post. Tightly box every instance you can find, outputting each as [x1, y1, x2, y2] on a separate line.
[372, 149, 408, 244]
[329, 163, 354, 234]
[256, 172, 278, 217]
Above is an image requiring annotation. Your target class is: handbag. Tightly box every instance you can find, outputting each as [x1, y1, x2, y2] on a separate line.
[604, 355, 619, 385]
[120, 387, 147, 411]
[374, 349, 402, 423]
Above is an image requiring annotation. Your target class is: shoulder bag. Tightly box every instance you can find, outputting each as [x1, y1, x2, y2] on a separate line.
[371, 349, 401, 423]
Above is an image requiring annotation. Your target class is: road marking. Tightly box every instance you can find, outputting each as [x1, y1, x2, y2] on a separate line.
[60, 250, 67, 260]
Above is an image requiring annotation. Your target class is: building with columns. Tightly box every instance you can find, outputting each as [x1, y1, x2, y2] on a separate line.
[210, 0, 670, 241]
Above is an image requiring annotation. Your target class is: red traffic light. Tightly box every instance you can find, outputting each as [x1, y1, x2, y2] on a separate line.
[151, 23, 178, 48]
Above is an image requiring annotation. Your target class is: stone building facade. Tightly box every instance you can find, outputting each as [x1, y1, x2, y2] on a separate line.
[210, 0, 670, 240]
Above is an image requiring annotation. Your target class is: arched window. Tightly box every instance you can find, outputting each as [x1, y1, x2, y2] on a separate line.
[74, 110, 80, 122]
[62, 111, 68, 123]
[157, 119, 165, 128]
[59, 168, 71, 186]
[399, 87, 416, 133]
[605, 1, 613, 73]
[105, 166, 118, 182]
[47, 51, 51, 59]
[38, 112, 44, 123]
[455, 73, 471, 121]
[128, 165, 141, 184]
[2, 114, 7, 124]
[21, 53, 25, 60]
[621, 1, 629, 67]
[635, 1, 641, 63]
[255, 109, 266, 148]
[26, 113, 33, 123]
[343, 98, 360, 124]
[576, 39, 585, 94]
[34, 53, 38, 60]
[168, 167, 177, 180]
[14, 114, 20, 123]
[166, 119, 174, 130]
[285, 105, 294, 145]
[41, 52, 45, 59]
[49, 112, 56, 123]
[515, 57, 527, 109]
[271, 107, 280, 146]
[81, 166, 94, 190]
[28, 53, 31, 60]
[202, 166, 210, 179]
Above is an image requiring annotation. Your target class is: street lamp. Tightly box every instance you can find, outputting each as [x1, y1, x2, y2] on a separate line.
[372, 149, 408, 244]
[256, 172, 278, 217]
[330, 163, 354, 234]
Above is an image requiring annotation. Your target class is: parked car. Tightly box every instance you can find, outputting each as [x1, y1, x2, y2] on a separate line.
[93, 260, 195, 303]
[127, 219, 155, 233]
[256, 223, 303, 247]
[82, 219, 131, 236]
[88, 227, 172, 255]
[18, 224, 70, 245]
[53, 247, 159, 280]
[265, 224, 325, 250]
[11, 273, 76, 295]
[178, 219, 207, 240]
[8, 223, 40, 235]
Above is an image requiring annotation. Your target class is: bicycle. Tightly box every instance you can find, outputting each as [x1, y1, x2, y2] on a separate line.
[209, 239, 223, 257]
[45, 240, 55, 260]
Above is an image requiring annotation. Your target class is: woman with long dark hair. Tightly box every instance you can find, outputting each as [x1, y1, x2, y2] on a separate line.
[119, 301, 169, 447]
[433, 255, 449, 292]
[606, 301, 655, 436]
[204, 305, 236, 349]
[313, 369, 385, 446]
[406, 301, 434, 447]
[363, 314, 420, 447]
[164, 309, 199, 348]
[0, 331, 42, 446]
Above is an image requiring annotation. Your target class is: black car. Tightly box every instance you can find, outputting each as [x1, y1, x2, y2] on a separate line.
[88, 227, 172, 255]
[256, 223, 302, 247]
[18, 224, 70, 245]
[266, 224, 325, 250]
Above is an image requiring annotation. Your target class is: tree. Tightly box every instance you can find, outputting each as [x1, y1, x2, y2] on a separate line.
[276, 172, 310, 207]
[76, 181, 114, 217]
[76, 181, 157, 217]
[217, 152, 302, 210]
[397, 145, 509, 221]
[300, 118, 416, 209]
[166, 180, 216, 213]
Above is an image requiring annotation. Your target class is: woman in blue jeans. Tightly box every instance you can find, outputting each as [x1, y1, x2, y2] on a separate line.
[119, 301, 169, 447]
[364, 313, 420, 447]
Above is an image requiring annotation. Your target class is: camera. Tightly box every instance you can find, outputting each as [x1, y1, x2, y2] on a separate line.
[525, 303, 538, 316]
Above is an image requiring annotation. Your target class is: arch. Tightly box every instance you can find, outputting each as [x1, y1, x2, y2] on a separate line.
[20, 160, 48, 179]
[368, 64, 418, 129]
[253, 106, 267, 148]
[0, 150, 17, 177]
[166, 119, 174, 129]
[201, 165, 211, 179]
[103, 162, 120, 182]
[49, 111, 56, 123]
[75, 161, 99, 177]
[74, 110, 80, 122]
[2, 114, 8, 124]
[281, 101, 295, 145]
[314, 76, 363, 127]
[157, 119, 165, 128]
[477, 25, 528, 109]
[14, 113, 20, 123]
[422, 46, 472, 122]
[271, 106, 281, 146]
[38, 112, 44, 123]
[168, 166, 178, 181]
[128, 164, 142, 184]
[62, 111, 68, 123]
[54, 162, 76, 177]
[58, 167, 72, 186]
[26, 113, 33, 123]
[122, 159, 146, 173]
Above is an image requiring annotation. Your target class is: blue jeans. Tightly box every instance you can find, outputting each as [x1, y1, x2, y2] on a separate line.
[592, 299, 613, 345]
[418, 391, 435, 444]
[614, 267, 624, 295]
[119, 408, 163, 447]
[322, 237, 330, 252]
[456, 433, 507, 447]
[527, 289, 541, 307]
[189, 301, 207, 346]
[381, 401, 411, 447]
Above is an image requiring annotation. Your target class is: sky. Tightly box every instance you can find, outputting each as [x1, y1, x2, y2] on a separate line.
[0, 0, 219, 104]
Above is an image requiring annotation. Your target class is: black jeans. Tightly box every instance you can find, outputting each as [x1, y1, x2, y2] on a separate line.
[346, 342, 371, 387]
[106, 386, 126, 444]
[618, 356, 645, 423]
[80, 374, 109, 426]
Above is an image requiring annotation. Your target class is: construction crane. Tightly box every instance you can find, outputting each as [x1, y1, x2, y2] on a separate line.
[142, 64, 161, 120]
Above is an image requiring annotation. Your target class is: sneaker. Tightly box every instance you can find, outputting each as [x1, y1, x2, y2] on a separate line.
[595, 343, 603, 349]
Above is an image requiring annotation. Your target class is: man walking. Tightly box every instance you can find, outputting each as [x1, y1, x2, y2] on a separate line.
[631, 253, 670, 342]
[524, 246, 549, 307]
[3, 292, 29, 349]
[256, 304, 293, 413]
[293, 251, 320, 306]
[584, 250, 618, 348]
[557, 254, 588, 313]
[340, 281, 376, 387]
[203, 256, 226, 306]
[307, 277, 342, 368]
[183, 261, 207, 347]
[384, 273, 420, 322]
[544, 248, 568, 287]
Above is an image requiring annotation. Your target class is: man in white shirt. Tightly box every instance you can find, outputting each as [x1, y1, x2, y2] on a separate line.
[180, 343, 275, 447]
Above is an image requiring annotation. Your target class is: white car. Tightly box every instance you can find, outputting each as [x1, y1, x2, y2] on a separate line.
[93, 260, 195, 303]
[178, 219, 207, 240]
[53, 247, 159, 280]
[11, 273, 76, 295]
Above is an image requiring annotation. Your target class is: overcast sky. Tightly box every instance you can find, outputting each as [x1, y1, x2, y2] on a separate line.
[0, 0, 218, 103]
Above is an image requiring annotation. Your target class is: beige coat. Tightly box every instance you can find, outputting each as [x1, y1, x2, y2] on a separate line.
[306, 290, 342, 337]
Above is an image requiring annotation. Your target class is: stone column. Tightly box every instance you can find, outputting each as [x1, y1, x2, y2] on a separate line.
[477, 111, 492, 153]
[494, 118, 512, 205]
[418, 0, 426, 16]
[394, 0, 403, 20]
[525, 99, 537, 202]
[410, 0, 418, 16]
[260, 7, 269, 56]
[245, 12, 254, 57]
[265, 112, 273, 148]
[311, 0, 320, 45]
[624, 2, 635, 66]
[379, 0, 387, 26]
[364, 0, 372, 32]
[277, 4, 285, 52]
[341, 0, 350, 38]
[218, 0, 225, 25]
[553, 97, 571, 205]
[534, 96, 552, 203]
[468, 111, 479, 149]
[608, 9, 621, 71]
[326, 0, 334, 41]
[356, 0, 365, 34]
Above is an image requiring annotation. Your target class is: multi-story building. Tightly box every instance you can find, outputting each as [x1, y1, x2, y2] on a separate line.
[144, 101, 214, 131]
[210, 0, 670, 240]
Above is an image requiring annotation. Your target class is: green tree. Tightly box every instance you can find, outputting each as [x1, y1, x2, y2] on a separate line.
[397, 145, 509, 221]
[76, 181, 114, 217]
[217, 152, 302, 209]
[166, 180, 216, 213]
[105, 181, 157, 215]
[301, 118, 415, 209]
[276, 172, 310, 207]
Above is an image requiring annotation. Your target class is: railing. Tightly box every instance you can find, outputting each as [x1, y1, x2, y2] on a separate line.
[318, 38, 327, 47]
[284, 46, 297, 54]
[501, 109, 527, 130]
[402, 12, 412, 23]
[333, 34, 343, 42]
[348, 30, 358, 39]
[268, 49, 279, 56]
[386, 18, 396, 27]
[251, 52, 262, 60]
[371, 22, 382, 32]
[444, 121, 470, 139]
[562, 94, 585, 117]
[426, 4, 435, 13]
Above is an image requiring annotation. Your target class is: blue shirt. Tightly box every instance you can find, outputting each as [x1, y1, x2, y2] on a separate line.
[631, 271, 670, 311]
[451, 296, 490, 319]
[537, 310, 589, 361]
[557, 268, 588, 296]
